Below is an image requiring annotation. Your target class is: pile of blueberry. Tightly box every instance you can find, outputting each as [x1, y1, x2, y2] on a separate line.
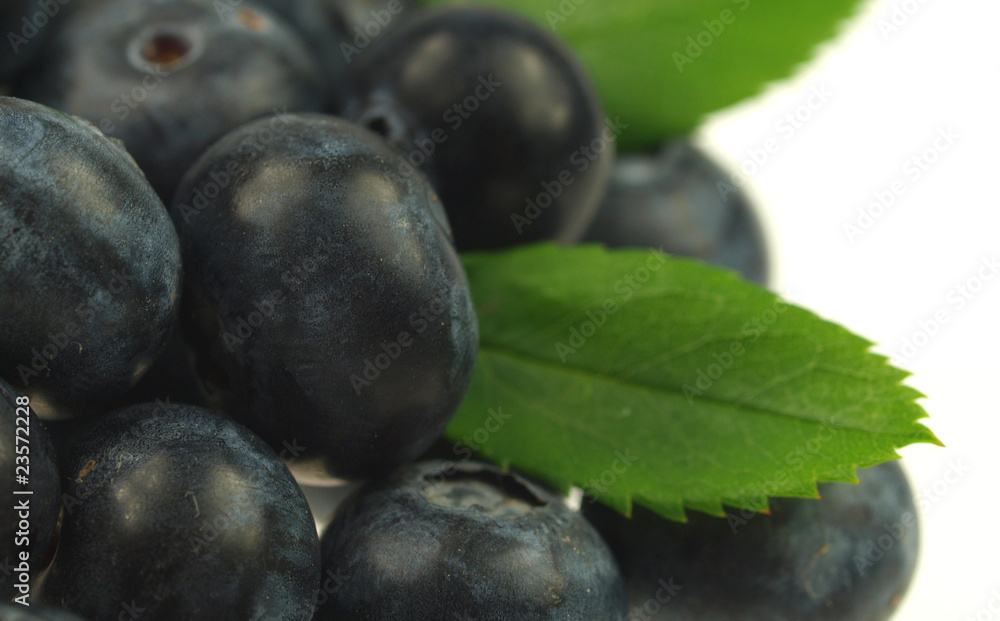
[0, 0, 919, 619]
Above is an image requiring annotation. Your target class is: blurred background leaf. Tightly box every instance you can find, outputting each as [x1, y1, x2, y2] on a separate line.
[422, 0, 866, 148]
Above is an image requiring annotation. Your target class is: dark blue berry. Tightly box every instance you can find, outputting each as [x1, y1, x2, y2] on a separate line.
[316, 460, 627, 620]
[0, 96, 181, 418]
[36, 403, 320, 621]
[16, 0, 326, 201]
[583, 140, 770, 285]
[341, 6, 613, 251]
[170, 114, 478, 482]
[584, 462, 919, 620]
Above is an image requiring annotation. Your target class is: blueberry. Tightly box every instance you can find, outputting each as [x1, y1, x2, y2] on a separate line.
[316, 460, 627, 620]
[582, 140, 771, 286]
[223, 0, 352, 104]
[0, 602, 89, 621]
[16, 0, 326, 201]
[323, 0, 415, 39]
[169, 114, 478, 482]
[583, 462, 920, 620]
[59, 0, 345, 99]
[0, 378, 61, 601]
[36, 403, 320, 620]
[0, 0, 47, 82]
[0, 96, 181, 418]
[341, 6, 612, 251]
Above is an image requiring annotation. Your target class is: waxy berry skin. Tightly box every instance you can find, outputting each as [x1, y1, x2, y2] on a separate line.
[58, 0, 347, 106]
[0, 97, 181, 418]
[0, 378, 62, 600]
[37, 403, 321, 621]
[170, 114, 478, 483]
[316, 460, 628, 620]
[17, 0, 327, 201]
[583, 140, 770, 286]
[323, 0, 416, 39]
[254, 0, 355, 101]
[341, 6, 613, 251]
[584, 462, 920, 621]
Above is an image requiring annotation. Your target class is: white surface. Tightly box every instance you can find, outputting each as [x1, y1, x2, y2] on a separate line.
[699, 0, 999, 618]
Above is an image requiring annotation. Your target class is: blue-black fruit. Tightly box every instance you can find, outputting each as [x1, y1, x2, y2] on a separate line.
[16, 0, 326, 201]
[170, 114, 478, 482]
[241, 0, 352, 104]
[0, 378, 62, 601]
[36, 403, 320, 621]
[582, 140, 770, 286]
[583, 461, 920, 621]
[341, 6, 613, 251]
[0, 96, 181, 418]
[316, 460, 627, 620]
[323, 0, 416, 40]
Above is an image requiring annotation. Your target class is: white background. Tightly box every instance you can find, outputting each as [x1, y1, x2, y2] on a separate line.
[700, 0, 999, 618]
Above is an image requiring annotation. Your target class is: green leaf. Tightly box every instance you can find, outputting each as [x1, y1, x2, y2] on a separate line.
[446, 244, 940, 521]
[421, 0, 866, 147]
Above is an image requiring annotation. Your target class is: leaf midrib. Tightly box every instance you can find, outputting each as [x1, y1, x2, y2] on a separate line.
[477, 341, 918, 438]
